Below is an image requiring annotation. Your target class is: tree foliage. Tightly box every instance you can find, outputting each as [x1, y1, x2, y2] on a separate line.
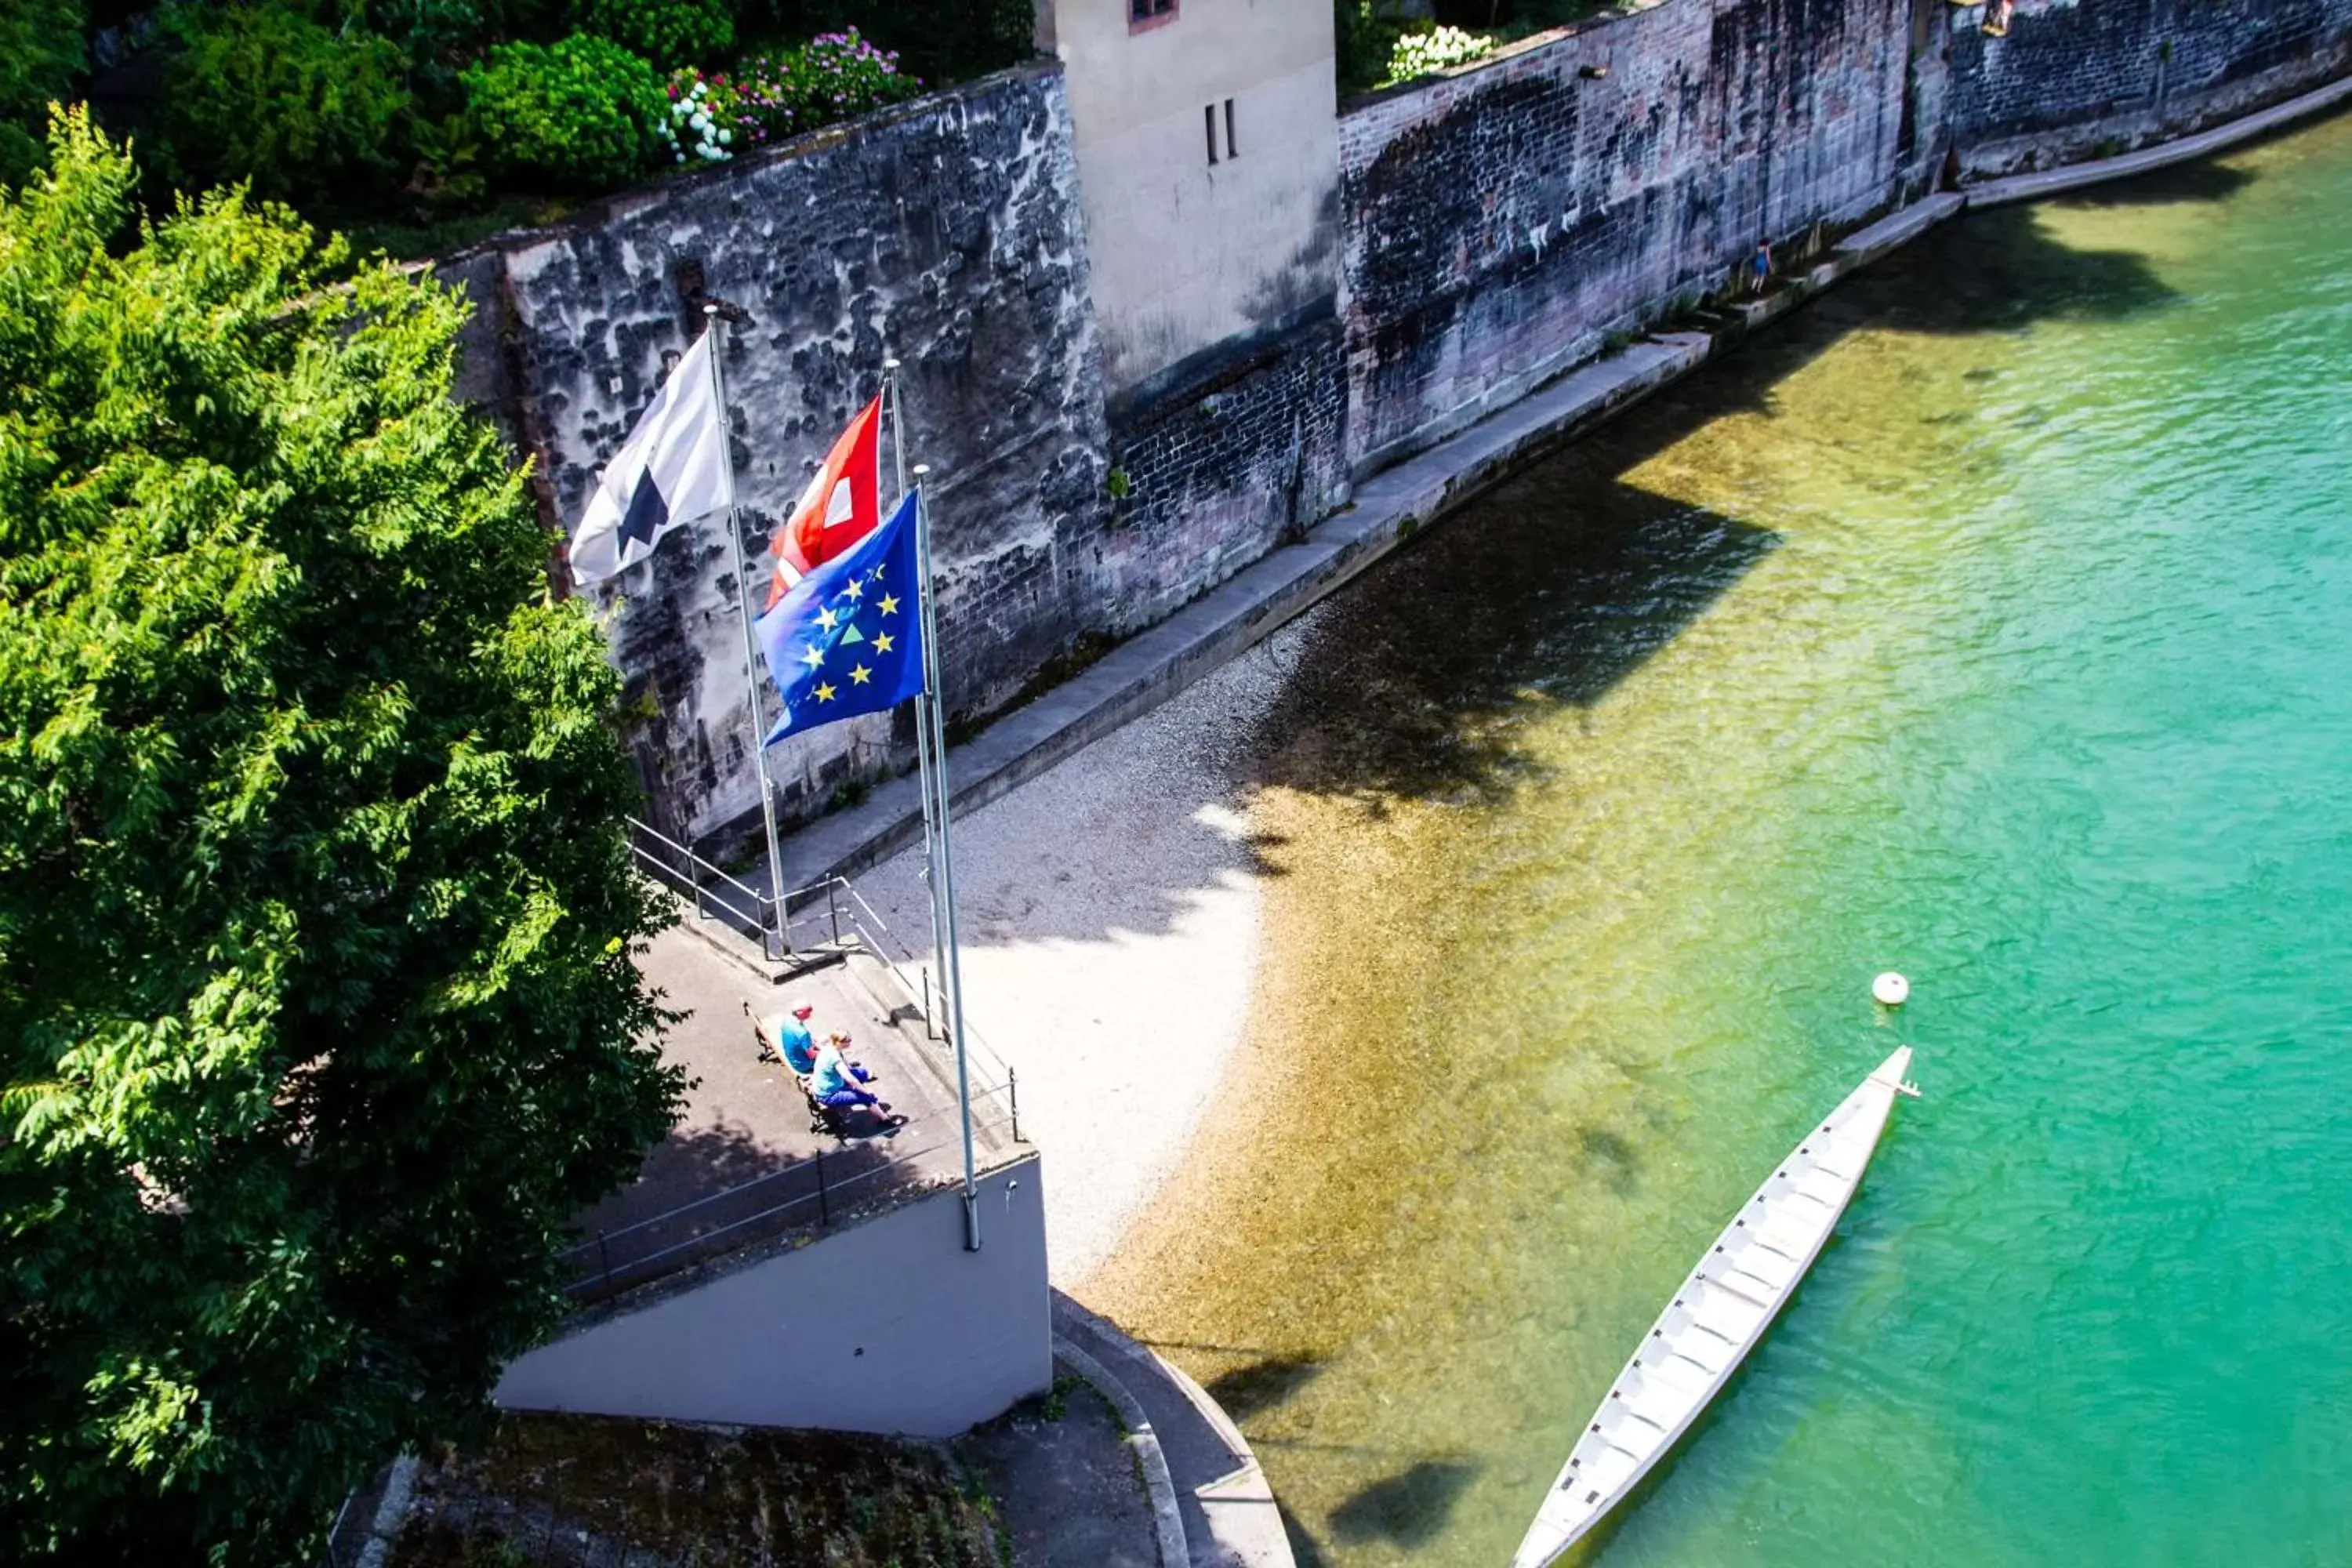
[0, 0, 85, 187]
[574, 0, 735, 67]
[157, 3, 414, 207]
[463, 34, 669, 191]
[0, 111, 683, 1563]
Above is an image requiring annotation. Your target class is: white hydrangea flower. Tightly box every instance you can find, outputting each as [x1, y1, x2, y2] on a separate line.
[691, 112, 709, 131]
[717, 129, 731, 144]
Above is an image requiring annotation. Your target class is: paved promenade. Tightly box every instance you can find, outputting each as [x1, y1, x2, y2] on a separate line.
[566, 925, 1020, 1300]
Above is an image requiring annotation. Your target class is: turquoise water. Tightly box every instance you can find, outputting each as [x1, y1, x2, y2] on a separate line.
[1095, 111, 2352, 1565]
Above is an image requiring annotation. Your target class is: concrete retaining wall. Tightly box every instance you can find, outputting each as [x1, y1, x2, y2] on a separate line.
[496, 1156, 1051, 1439]
[1949, 0, 2352, 175]
[1334, 0, 1915, 474]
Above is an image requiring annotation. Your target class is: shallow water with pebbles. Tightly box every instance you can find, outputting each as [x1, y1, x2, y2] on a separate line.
[1083, 111, 2352, 1567]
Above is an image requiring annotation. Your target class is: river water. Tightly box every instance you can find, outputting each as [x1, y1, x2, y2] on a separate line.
[1084, 109, 2352, 1567]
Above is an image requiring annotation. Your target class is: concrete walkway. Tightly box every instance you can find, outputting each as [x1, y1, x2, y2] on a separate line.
[958, 1301, 1297, 1568]
[1056, 1292, 1294, 1568]
[1964, 74, 2352, 208]
[768, 70, 2352, 898]
[565, 924, 1021, 1300]
[961, 1356, 1165, 1568]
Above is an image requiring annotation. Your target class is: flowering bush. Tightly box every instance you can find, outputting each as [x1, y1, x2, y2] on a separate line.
[659, 69, 751, 164]
[573, 0, 732, 67]
[1385, 24, 1497, 85]
[660, 31, 920, 163]
[753, 30, 920, 132]
[463, 35, 667, 191]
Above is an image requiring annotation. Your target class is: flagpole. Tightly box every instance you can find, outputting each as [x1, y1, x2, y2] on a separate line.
[887, 359, 953, 1040]
[910, 463, 981, 1251]
[708, 303, 792, 960]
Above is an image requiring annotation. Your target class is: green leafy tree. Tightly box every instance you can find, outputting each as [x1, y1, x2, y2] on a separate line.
[156, 3, 413, 207]
[0, 111, 684, 1564]
[575, 0, 734, 66]
[0, 0, 85, 186]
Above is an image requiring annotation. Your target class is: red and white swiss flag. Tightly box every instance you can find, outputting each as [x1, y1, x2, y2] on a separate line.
[767, 397, 881, 608]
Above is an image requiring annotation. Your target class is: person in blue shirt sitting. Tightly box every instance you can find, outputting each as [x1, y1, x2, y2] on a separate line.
[809, 1033, 886, 1116]
[763, 1003, 819, 1075]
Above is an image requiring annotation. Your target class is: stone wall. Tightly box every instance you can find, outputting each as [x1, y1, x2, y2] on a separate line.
[445, 64, 1117, 845]
[1948, 0, 2352, 175]
[1100, 316, 1351, 626]
[434, 9, 2352, 855]
[1334, 0, 1916, 474]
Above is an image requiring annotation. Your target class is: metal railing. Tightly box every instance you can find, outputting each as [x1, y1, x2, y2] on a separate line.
[626, 816, 785, 956]
[560, 1097, 1020, 1303]
[606, 817, 1029, 1297]
[627, 815, 1021, 1098]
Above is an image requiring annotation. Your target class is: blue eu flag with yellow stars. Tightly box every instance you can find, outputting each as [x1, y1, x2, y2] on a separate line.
[755, 488, 927, 742]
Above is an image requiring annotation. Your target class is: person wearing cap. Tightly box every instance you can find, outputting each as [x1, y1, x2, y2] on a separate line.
[810, 1033, 886, 1116]
[772, 1004, 819, 1075]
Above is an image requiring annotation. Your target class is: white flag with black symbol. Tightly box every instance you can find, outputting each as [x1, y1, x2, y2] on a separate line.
[568, 329, 730, 586]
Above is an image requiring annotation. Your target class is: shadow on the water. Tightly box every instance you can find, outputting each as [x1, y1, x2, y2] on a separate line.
[904, 179, 2195, 949]
[1857, 201, 2183, 337]
[1280, 1499, 1336, 1568]
[1245, 193, 2190, 812]
[2046, 155, 2256, 208]
[1247, 486, 1779, 808]
[1327, 1458, 1482, 1549]
[1576, 1122, 1642, 1195]
[1203, 1353, 1326, 1421]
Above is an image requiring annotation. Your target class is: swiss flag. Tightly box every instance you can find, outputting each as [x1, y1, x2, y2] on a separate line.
[767, 397, 881, 608]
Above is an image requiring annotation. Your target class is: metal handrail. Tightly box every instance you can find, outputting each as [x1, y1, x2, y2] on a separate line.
[630, 816, 774, 909]
[787, 873, 1019, 1089]
[562, 1105, 1019, 1300]
[627, 815, 786, 957]
[626, 818, 1019, 1098]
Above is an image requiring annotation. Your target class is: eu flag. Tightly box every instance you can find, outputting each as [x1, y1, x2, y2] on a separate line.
[755, 489, 926, 742]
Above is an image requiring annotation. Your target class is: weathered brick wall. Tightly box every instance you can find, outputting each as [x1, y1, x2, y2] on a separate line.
[1098, 318, 1351, 626]
[1948, 0, 2352, 174]
[443, 64, 1118, 846]
[1335, 0, 1915, 472]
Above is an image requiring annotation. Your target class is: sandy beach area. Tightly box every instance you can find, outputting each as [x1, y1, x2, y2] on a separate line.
[852, 623, 1312, 1283]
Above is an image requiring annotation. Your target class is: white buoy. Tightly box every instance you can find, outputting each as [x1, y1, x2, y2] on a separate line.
[1872, 971, 1911, 1007]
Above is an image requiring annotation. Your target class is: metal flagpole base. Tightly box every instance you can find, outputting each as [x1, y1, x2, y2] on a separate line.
[962, 1188, 981, 1252]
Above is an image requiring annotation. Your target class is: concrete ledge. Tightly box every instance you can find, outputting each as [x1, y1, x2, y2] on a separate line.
[354, 1454, 419, 1568]
[1837, 191, 1966, 262]
[1054, 1293, 1295, 1568]
[1965, 74, 2352, 209]
[1054, 1339, 1189, 1568]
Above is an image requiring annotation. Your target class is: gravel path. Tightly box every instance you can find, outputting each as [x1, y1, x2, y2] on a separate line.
[855, 626, 1308, 1283]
